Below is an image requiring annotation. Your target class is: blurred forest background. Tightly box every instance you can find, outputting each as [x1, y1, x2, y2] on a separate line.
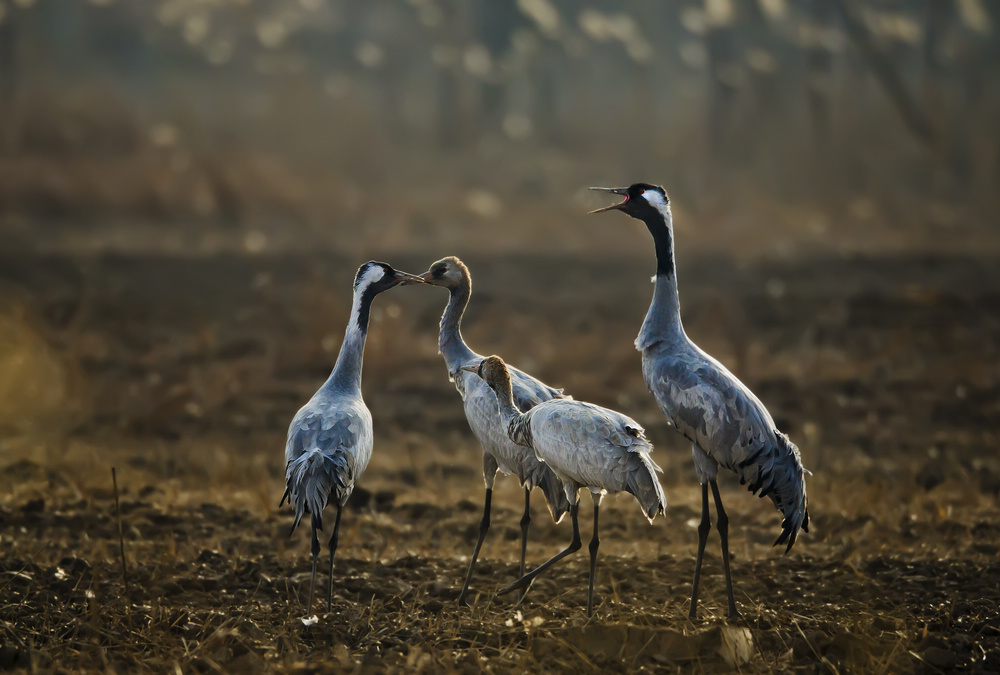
[0, 0, 998, 259]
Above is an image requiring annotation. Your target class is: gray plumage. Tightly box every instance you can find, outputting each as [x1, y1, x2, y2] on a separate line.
[457, 362, 570, 514]
[280, 261, 424, 614]
[642, 342, 808, 539]
[418, 257, 570, 605]
[283, 399, 372, 534]
[516, 400, 666, 521]
[464, 355, 666, 616]
[591, 183, 809, 620]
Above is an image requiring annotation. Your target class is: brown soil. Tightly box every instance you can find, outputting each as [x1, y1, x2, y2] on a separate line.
[1, 247, 999, 673]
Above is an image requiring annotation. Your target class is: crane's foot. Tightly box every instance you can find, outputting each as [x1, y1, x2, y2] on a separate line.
[457, 592, 471, 608]
[497, 574, 534, 597]
[512, 579, 535, 606]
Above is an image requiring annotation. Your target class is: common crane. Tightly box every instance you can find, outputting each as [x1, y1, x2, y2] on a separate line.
[280, 261, 424, 614]
[417, 257, 571, 606]
[591, 183, 809, 620]
[462, 355, 666, 617]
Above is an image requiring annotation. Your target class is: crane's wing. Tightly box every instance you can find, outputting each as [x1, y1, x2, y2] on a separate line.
[281, 403, 373, 534]
[530, 401, 652, 454]
[647, 350, 809, 549]
[527, 400, 666, 519]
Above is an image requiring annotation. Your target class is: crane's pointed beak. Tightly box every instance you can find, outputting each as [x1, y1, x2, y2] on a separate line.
[394, 271, 426, 286]
[460, 365, 479, 374]
[588, 187, 629, 213]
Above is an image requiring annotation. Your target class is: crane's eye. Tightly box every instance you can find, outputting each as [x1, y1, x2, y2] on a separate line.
[433, 267, 445, 279]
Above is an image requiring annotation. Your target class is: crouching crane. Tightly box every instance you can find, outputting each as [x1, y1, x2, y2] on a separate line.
[463, 355, 666, 617]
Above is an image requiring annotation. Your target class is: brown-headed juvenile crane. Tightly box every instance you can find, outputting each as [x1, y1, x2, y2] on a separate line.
[281, 261, 424, 614]
[591, 183, 809, 620]
[462, 355, 666, 617]
[417, 257, 571, 606]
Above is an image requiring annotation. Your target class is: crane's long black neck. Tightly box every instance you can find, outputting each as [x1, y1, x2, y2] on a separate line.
[644, 210, 676, 279]
[326, 284, 378, 393]
[439, 280, 477, 370]
[636, 204, 685, 348]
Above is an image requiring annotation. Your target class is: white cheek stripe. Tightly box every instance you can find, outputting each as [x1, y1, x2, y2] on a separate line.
[642, 189, 669, 218]
[357, 265, 386, 291]
[349, 265, 388, 328]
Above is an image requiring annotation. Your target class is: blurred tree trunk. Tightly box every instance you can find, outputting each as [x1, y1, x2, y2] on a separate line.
[703, 0, 738, 165]
[805, 0, 836, 147]
[433, 0, 473, 148]
[832, 0, 935, 145]
[741, 0, 781, 149]
[921, 0, 950, 86]
[0, 9, 17, 154]
[628, 2, 660, 170]
[436, 64, 461, 148]
[920, 0, 960, 187]
[629, 61, 655, 168]
[474, 1, 524, 138]
[978, 0, 1000, 197]
[531, 40, 561, 147]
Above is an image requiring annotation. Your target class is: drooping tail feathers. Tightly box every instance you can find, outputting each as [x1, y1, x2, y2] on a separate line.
[737, 431, 809, 552]
[536, 466, 572, 524]
[282, 448, 349, 536]
[624, 452, 668, 523]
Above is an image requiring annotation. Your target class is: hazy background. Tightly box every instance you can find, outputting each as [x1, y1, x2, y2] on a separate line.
[1, 0, 998, 260]
[2, 2, 1000, 671]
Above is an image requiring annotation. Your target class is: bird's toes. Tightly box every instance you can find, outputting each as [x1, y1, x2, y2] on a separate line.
[497, 578, 529, 596]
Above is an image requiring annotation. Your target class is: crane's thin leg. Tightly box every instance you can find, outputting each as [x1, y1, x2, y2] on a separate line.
[688, 482, 711, 619]
[458, 488, 492, 607]
[587, 502, 600, 618]
[307, 521, 321, 614]
[518, 487, 532, 602]
[710, 480, 739, 620]
[497, 502, 580, 597]
[326, 505, 343, 614]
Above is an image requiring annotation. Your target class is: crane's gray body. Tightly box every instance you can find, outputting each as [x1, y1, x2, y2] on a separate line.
[513, 398, 667, 521]
[284, 390, 373, 531]
[640, 316, 806, 536]
[433, 262, 571, 520]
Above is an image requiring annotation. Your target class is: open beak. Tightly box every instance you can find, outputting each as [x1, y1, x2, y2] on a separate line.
[394, 271, 426, 286]
[588, 187, 629, 214]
